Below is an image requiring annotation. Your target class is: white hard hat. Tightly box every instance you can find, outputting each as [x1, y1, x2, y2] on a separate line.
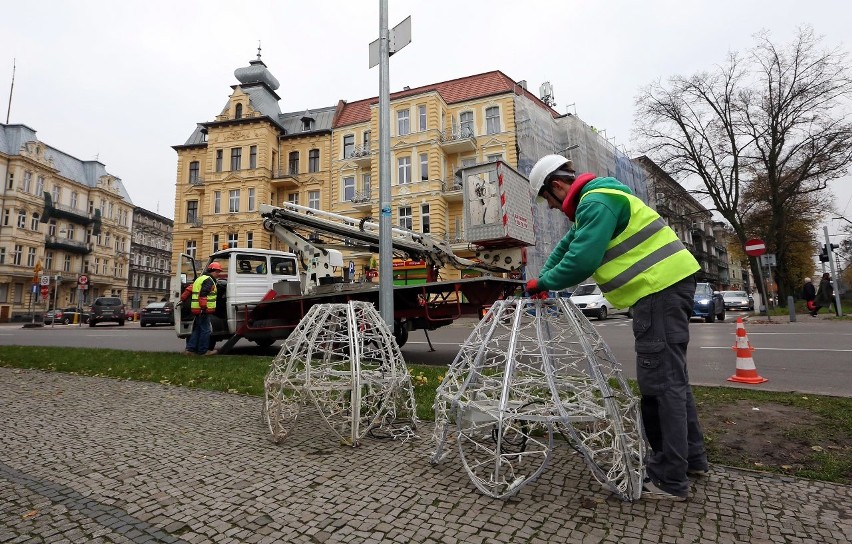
[529, 155, 575, 202]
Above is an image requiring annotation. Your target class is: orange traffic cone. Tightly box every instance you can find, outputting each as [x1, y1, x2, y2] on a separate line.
[728, 317, 767, 384]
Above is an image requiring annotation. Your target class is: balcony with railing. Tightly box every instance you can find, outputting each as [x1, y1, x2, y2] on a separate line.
[349, 190, 372, 211]
[439, 127, 477, 154]
[271, 168, 299, 187]
[43, 194, 94, 225]
[188, 216, 203, 228]
[44, 235, 92, 255]
[441, 178, 464, 202]
[346, 146, 372, 167]
[189, 176, 205, 187]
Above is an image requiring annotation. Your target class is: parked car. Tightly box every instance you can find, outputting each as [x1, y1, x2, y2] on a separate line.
[721, 290, 754, 311]
[692, 283, 725, 322]
[89, 297, 126, 326]
[43, 307, 90, 325]
[569, 283, 633, 320]
[139, 302, 175, 327]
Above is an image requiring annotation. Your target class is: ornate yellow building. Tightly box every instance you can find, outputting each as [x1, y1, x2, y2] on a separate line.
[172, 53, 556, 279]
[0, 123, 134, 321]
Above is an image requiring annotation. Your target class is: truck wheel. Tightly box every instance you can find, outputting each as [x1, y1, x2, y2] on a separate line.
[393, 321, 409, 348]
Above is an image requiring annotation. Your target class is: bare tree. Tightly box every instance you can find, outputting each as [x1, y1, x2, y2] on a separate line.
[635, 26, 852, 305]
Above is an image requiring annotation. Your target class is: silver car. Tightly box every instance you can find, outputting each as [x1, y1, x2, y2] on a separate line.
[721, 290, 753, 311]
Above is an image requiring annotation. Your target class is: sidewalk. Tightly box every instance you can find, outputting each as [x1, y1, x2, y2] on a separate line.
[1, 368, 849, 544]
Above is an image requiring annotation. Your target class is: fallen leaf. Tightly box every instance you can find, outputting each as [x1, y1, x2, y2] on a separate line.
[811, 445, 824, 452]
[752, 407, 760, 411]
[754, 462, 764, 467]
[781, 465, 793, 470]
[21, 510, 38, 519]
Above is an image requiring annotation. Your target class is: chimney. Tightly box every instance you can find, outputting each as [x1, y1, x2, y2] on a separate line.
[517, 80, 527, 90]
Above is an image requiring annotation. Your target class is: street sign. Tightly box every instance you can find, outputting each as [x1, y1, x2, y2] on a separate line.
[348, 260, 355, 277]
[40, 275, 50, 286]
[40, 286, 49, 297]
[760, 253, 777, 267]
[744, 239, 767, 257]
[78, 274, 89, 286]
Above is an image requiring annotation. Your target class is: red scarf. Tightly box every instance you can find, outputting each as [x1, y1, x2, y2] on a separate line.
[561, 173, 597, 221]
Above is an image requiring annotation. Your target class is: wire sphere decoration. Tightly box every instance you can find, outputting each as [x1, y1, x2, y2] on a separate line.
[431, 297, 644, 501]
[264, 301, 417, 446]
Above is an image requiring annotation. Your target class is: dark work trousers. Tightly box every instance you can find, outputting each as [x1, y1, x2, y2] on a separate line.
[633, 275, 707, 498]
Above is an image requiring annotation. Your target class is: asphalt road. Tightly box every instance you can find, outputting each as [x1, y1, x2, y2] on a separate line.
[2, 311, 850, 397]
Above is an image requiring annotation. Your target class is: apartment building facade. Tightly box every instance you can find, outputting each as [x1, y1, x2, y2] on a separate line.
[0, 123, 134, 321]
[128, 207, 174, 310]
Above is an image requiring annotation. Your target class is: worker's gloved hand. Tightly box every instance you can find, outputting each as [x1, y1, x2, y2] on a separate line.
[526, 278, 546, 298]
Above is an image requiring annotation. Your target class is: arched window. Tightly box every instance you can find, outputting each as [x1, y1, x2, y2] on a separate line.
[235, 103, 243, 119]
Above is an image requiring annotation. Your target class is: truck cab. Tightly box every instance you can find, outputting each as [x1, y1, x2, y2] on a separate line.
[175, 248, 302, 348]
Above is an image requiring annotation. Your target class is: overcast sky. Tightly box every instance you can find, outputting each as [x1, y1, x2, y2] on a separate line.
[3, 0, 851, 240]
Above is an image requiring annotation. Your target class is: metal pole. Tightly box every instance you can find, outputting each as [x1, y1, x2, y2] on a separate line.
[52, 276, 59, 329]
[824, 225, 843, 316]
[378, 0, 393, 327]
[753, 256, 770, 320]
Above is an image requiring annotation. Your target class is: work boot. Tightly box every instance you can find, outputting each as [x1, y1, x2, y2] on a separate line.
[183, 350, 197, 356]
[204, 349, 218, 356]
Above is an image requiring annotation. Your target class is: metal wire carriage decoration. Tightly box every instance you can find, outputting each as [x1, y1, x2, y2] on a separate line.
[431, 297, 644, 501]
[264, 301, 417, 446]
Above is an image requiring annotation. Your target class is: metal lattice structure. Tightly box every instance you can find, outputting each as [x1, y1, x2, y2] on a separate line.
[264, 301, 417, 446]
[431, 297, 644, 501]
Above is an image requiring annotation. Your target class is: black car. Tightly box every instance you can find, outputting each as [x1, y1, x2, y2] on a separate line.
[89, 297, 126, 326]
[43, 307, 90, 325]
[139, 302, 175, 327]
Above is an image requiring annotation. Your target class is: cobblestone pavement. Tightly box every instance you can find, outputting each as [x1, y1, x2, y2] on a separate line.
[1, 368, 850, 544]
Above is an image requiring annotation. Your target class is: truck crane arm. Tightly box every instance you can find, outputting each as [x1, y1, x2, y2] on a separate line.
[258, 203, 522, 275]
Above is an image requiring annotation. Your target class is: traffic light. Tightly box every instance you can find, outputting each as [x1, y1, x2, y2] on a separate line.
[820, 243, 839, 262]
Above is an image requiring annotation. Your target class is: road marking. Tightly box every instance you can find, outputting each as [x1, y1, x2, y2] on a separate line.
[701, 346, 852, 352]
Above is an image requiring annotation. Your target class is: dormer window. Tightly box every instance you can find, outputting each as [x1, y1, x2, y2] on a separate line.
[235, 103, 243, 119]
[302, 118, 313, 131]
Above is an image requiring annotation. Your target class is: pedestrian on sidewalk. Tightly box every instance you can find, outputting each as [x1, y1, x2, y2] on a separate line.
[523, 155, 708, 501]
[180, 262, 223, 356]
[813, 272, 835, 316]
[802, 277, 817, 316]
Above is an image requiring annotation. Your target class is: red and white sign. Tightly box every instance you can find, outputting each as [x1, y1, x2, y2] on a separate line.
[40, 286, 49, 297]
[77, 275, 89, 286]
[744, 239, 767, 257]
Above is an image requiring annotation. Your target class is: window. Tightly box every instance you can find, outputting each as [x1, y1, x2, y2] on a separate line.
[235, 103, 243, 119]
[230, 147, 242, 171]
[214, 191, 221, 214]
[287, 192, 299, 206]
[361, 174, 371, 198]
[63, 255, 71, 272]
[23, 171, 32, 193]
[421, 204, 430, 233]
[398, 156, 411, 185]
[189, 161, 200, 183]
[246, 231, 254, 248]
[343, 176, 355, 201]
[418, 105, 427, 132]
[302, 118, 313, 131]
[486, 106, 501, 135]
[186, 200, 198, 223]
[308, 190, 320, 210]
[229, 189, 240, 213]
[362, 131, 371, 152]
[460, 111, 474, 137]
[30, 213, 40, 231]
[0, 247, 4, 265]
[288, 151, 299, 175]
[45, 251, 53, 271]
[2, 208, 8, 226]
[249, 146, 257, 169]
[397, 109, 410, 136]
[228, 232, 238, 248]
[13, 245, 22, 265]
[51, 185, 60, 203]
[71, 192, 78, 209]
[186, 240, 197, 259]
[487, 153, 504, 182]
[420, 153, 429, 181]
[398, 206, 412, 230]
[216, 150, 223, 172]
[308, 149, 319, 172]
[27, 247, 36, 267]
[48, 220, 56, 236]
[343, 135, 354, 158]
[17, 210, 26, 228]
[248, 188, 256, 211]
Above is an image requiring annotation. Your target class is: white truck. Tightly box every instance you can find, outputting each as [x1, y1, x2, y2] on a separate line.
[174, 161, 534, 353]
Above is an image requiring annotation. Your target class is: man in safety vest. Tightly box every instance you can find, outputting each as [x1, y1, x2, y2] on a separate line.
[180, 261, 223, 356]
[525, 155, 707, 501]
